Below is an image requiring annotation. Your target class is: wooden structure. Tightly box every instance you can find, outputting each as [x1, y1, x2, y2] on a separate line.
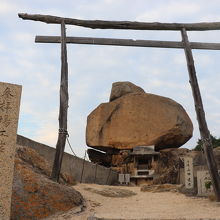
[18, 13, 220, 201]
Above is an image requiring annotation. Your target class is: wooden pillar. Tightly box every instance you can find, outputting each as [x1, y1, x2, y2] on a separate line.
[181, 28, 220, 201]
[51, 20, 69, 182]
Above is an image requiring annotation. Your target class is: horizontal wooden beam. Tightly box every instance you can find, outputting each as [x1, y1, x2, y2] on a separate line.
[35, 36, 220, 50]
[19, 13, 220, 31]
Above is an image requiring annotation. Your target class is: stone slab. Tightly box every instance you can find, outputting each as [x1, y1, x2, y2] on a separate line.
[118, 174, 124, 184]
[124, 174, 130, 183]
[197, 170, 220, 196]
[184, 157, 194, 189]
[118, 174, 130, 184]
[0, 82, 22, 220]
[197, 170, 212, 196]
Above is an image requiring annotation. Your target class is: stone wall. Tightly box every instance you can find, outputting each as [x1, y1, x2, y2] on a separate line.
[16, 135, 118, 185]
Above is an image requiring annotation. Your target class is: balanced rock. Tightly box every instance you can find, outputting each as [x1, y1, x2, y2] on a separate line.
[86, 82, 193, 151]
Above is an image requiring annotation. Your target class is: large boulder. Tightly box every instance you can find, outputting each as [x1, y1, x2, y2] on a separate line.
[11, 146, 84, 220]
[86, 82, 193, 151]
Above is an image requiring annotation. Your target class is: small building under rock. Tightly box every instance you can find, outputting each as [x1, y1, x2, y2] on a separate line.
[88, 145, 160, 185]
[129, 146, 160, 184]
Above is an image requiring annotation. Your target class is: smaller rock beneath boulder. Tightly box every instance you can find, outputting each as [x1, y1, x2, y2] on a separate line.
[109, 81, 145, 101]
[87, 148, 112, 167]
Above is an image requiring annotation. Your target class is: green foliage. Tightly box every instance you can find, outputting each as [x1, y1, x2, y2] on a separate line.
[194, 135, 220, 151]
[205, 180, 212, 189]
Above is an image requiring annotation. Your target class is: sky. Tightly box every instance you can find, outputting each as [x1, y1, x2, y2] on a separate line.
[1, 0, 220, 157]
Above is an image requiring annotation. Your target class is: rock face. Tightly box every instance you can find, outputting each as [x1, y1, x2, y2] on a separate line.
[87, 149, 112, 167]
[86, 82, 193, 151]
[153, 148, 189, 184]
[213, 146, 220, 166]
[110, 81, 145, 101]
[153, 147, 220, 184]
[11, 146, 84, 220]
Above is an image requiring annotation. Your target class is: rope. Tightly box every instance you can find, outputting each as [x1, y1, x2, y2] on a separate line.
[60, 128, 77, 157]
[66, 135, 77, 156]
[59, 128, 68, 134]
[58, 128, 87, 159]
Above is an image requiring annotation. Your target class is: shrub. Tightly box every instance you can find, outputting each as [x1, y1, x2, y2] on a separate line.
[194, 135, 220, 151]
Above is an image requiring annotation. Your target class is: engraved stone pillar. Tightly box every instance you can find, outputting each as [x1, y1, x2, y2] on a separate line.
[0, 82, 22, 220]
[184, 157, 194, 189]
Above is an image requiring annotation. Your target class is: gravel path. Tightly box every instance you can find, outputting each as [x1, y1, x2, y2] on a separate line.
[45, 183, 220, 220]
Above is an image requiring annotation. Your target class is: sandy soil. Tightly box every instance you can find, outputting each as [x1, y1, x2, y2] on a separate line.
[45, 183, 220, 220]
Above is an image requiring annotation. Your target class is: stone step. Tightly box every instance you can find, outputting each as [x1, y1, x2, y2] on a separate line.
[136, 169, 151, 172]
[130, 175, 153, 179]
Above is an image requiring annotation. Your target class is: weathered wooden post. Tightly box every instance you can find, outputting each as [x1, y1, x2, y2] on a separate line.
[181, 28, 220, 201]
[51, 20, 69, 182]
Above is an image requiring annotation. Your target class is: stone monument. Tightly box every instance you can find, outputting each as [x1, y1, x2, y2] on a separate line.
[197, 170, 212, 196]
[184, 157, 194, 189]
[197, 170, 220, 196]
[0, 82, 22, 220]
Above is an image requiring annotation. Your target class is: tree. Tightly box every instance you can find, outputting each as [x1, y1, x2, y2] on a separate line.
[194, 135, 220, 151]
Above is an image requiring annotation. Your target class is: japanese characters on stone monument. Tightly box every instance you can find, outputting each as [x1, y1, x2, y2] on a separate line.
[0, 82, 22, 220]
[184, 157, 194, 189]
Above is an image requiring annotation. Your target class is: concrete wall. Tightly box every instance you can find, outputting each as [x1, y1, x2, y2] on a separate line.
[17, 135, 118, 185]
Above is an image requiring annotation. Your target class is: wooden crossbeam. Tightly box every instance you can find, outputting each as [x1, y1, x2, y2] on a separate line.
[18, 13, 220, 31]
[35, 35, 220, 50]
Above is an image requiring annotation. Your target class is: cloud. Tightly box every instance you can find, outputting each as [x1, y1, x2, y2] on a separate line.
[0, 43, 5, 51]
[13, 32, 34, 43]
[0, 1, 20, 15]
[1, 0, 220, 157]
[34, 122, 58, 147]
[136, 2, 200, 22]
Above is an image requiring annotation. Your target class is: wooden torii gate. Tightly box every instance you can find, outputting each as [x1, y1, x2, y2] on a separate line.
[18, 13, 220, 201]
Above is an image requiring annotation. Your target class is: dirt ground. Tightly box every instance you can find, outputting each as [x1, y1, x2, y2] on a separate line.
[45, 183, 220, 220]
